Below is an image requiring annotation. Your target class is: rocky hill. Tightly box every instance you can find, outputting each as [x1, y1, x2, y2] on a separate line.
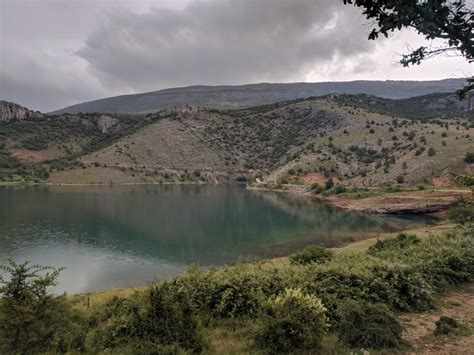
[51, 79, 464, 114]
[1, 92, 472, 186]
[0, 100, 42, 122]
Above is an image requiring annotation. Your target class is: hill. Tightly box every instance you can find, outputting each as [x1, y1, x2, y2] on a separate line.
[51, 79, 465, 114]
[1, 92, 472, 187]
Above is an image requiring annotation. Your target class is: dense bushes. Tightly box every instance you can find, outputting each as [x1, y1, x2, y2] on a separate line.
[290, 245, 333, 265]
[256, 288, 327, 352]
[1, 227, 473, 353]
[170, 265, 297, 318]
[455, 174, 474, 187]
[93, 282, 203, 353]
[368, 233, 421, 255]
[335, 300, 404, 349]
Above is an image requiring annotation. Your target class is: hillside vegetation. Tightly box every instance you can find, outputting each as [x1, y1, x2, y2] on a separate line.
[0, 92, 472, 188]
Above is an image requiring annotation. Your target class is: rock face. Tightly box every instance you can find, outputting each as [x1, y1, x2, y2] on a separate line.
[96, 114, 119, 134]
[0, 100, 41, 122]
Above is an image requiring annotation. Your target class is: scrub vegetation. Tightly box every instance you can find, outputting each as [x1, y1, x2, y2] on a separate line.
[1, 225, 473, 354]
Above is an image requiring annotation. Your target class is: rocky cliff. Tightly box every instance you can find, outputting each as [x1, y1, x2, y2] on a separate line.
[0, 100, 42, 122]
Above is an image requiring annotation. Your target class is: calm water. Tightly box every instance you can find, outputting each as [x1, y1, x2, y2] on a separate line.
[0, 185, 434, 293]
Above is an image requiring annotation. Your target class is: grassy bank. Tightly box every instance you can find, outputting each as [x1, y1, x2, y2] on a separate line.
[2, 221, 472, 354]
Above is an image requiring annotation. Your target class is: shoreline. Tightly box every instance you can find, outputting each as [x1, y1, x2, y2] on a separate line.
[71, 220, 456, 302]
[249, 183, 471, 214]
[3, 180, 469, 214]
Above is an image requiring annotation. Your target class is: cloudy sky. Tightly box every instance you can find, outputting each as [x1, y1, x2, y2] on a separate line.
[0, 0, 472, 112]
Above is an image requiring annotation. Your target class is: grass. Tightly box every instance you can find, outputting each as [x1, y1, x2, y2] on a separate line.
[69, 221, 456, 306]
[336, 222, 456, 254]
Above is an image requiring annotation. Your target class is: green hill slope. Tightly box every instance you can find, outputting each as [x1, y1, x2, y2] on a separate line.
[1, 92, 472, 187]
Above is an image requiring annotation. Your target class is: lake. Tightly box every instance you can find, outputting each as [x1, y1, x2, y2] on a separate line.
[0, 185, 434, 293]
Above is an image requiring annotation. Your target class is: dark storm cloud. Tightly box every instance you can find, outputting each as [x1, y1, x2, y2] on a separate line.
[77, 0, 375, 92]
[0, 0, 109, 111]
[5, 0, 465, 112]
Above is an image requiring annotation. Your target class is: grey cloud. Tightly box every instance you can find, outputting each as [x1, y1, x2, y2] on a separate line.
[77, 0, 376, 92]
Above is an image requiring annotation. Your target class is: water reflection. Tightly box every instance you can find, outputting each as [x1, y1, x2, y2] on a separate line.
[0, 185, 435, 293]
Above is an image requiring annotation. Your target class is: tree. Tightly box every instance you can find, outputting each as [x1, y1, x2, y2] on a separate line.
[343, 0, 473, 98]
[0, 259, 85, 353]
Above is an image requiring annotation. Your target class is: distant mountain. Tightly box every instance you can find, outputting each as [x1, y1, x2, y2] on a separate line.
[51, 79, 465, 114]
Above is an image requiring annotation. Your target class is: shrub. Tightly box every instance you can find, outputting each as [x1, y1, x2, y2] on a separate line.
[369, 264, 433, 311]
[334, 184, 346, 194]
[415, 147, 425, 156]
[427, 147, 436, 156]
[396, 175, 404, 184]
[310, 183, 323, 194]
[171, 265, 296, 319]
[448, 199, 474, 224]
[256, 288, 327, 352]
[465, 152, 474, 164]
[335, 300, 404, 349]
[433, 316, 466, 336]
[94, 282, 203, 352]
[287, 168, 296, 175]
[455, 174, 474, 187]
[368, 233, 421, 255]
[0, 259, 86, 354]
[290, 245, 333, 265]
[325, 178, 334, 190]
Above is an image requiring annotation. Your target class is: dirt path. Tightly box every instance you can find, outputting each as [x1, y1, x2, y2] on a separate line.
[400, 283, 474, 354]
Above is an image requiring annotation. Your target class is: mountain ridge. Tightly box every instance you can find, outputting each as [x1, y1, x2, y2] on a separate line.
[51, 79, 465, 114]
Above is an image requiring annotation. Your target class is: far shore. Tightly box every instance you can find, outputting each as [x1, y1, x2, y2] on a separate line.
[2, 179, 470, 215]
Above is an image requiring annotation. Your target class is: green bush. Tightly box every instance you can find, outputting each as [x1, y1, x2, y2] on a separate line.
[448, 199, 474, 224]
[325, 178, 334, 189]
[310, 183, 324, 194]
[0, 259, 86, 354]
[290, 245, 333, 265]
[465, 152, 474, 164]
[369, 264, 433, 311]
[433, 316, 467, 336]
[335, 300, 404, 349]
[171, 265, 295, 318]
[94, 282, 203, 352]
[256, 288, 327, 352]
[455, 174, 474, 187]
[368, 233, 421, 255]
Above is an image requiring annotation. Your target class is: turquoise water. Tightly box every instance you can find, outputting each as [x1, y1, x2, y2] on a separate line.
[0, 185, 434, 293]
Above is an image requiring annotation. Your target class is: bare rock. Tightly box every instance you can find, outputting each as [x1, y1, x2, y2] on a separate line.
[0, 100, 42, 122]
[96, 114, 119, 134]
